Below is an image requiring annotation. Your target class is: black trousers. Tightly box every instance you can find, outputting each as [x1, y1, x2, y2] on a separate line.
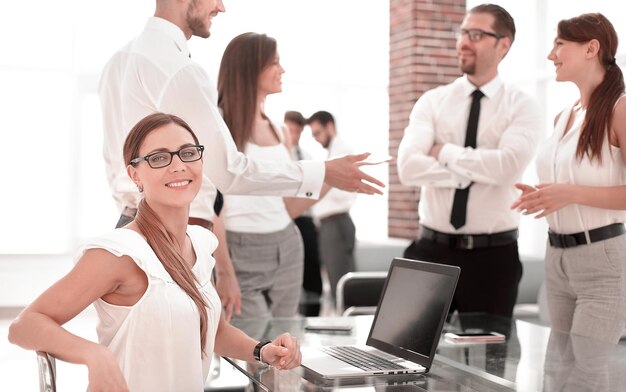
[294, 216, 323, 316]
[403, 237, 523, 318]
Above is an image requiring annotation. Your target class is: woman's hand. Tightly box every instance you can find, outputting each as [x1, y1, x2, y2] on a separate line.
[510, 183, 537, 210]
[86, 346, 130, 392]
[259, 333, 301, 370]
[216, 271, 242, 321]
[511, 183, 575, 218]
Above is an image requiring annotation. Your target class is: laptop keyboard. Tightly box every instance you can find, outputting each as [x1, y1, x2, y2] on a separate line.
[320, 346, 407, 371]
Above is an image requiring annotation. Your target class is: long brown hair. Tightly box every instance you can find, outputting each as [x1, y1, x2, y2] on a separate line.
[217, 32, 277, 151]
[558, 13, 624, 163]
[123, 112, 209, 357]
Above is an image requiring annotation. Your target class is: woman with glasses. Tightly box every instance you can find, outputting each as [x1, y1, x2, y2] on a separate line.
[512, 13, 626, 343]
[217, 33, 330, 319]
[8, 112, 301, 391]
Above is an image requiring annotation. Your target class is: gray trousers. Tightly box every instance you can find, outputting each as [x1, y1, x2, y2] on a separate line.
[319, 213, 356, 299]
[227, 222, 304, 319]
[545, 233, 626, 343]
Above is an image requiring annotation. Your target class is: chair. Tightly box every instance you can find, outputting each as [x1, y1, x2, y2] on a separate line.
[36, 351, 57, 392]
[335, 271, 388, 316]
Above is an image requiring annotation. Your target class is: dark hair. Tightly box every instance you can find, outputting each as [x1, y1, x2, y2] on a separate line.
[123, 112, 209, 357]
[558, 13, 624, 163]
[284, 111, 306, 126]
[306, 110, 335, 127]
[218, 32, 278, 151]
[470, 3, 516, 42]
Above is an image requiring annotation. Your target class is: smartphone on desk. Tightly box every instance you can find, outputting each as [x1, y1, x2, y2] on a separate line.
[304, 324, 353, 333]
[444, 331, 505, 343]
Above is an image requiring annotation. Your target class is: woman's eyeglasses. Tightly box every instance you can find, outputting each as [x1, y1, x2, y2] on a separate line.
[130, 145, 204, 169]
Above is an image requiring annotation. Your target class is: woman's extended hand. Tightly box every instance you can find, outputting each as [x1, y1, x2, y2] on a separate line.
[511, 183, 575, 218]
[259, 333, 301, 370]
[510, 183, 537, 210]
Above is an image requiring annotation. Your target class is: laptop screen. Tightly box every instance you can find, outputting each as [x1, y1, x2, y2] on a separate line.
[366, 258, 459, 367]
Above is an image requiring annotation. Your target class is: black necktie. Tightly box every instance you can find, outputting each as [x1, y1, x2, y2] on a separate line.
[295, 147, 303, 160]
[450, 89, 484, 230]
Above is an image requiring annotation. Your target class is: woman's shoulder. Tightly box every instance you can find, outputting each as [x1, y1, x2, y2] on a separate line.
[611, 95, 626, 135]
[74, 229, 149, 265]
[613, 94, 626, 113]
[187, 225, 218, 254]
[553, 100, 579, 127]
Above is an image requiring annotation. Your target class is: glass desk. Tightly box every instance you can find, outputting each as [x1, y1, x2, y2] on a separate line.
[225, 315, 626, 391]
[437, 313, 626, 391]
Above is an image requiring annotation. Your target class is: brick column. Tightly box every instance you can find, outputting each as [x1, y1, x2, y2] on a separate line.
[388, 0, 466, 239]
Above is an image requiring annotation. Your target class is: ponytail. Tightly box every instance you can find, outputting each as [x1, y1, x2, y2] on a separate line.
[134, 200, 209, 357]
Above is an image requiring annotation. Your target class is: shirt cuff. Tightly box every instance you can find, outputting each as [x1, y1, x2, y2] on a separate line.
[450, 173, 472, 189]
[295, 160, 325, 199]
[438, 144, 471, 189]
[438, 143, 464, 169]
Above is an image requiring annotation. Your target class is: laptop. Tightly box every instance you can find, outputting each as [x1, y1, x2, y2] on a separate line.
[301, 257, 460, 378]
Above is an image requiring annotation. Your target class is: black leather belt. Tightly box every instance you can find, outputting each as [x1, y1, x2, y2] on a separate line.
[548, 223, 625, 249]
[419, 226, 518, 250]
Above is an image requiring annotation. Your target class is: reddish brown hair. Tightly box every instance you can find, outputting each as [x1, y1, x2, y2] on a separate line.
[558, 13, 624, 163]
[217, 32, 278, 151]
[123, 112, 209, 357]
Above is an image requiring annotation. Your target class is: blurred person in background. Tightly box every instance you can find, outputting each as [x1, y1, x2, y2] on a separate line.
[307, 110, 358, 301]
[397, 4, 541, 318]
[218, 33, 332, 318]
[285, 110, 323, 316]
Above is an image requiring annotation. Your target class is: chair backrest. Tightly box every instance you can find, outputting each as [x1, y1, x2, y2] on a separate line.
[36, 351, 57, 392]
[336, 271, 388, 316]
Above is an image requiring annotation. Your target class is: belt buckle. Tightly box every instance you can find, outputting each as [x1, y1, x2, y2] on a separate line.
[564, 235, 579, 247]
[459, 235, 474, 250]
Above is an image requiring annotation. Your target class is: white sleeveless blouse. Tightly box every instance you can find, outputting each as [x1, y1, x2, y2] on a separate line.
[222, 122, 293, 233]
[536, 101, 626, 234]
[74, 225, 222, 392]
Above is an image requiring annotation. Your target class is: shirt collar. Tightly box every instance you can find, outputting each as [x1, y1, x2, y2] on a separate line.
[461, 74, 502, 99]
[145, 17, 190, 58]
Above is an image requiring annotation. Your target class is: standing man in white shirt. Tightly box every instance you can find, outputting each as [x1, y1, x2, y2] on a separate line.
[99, 1, 384, 316]
[284, 111, 323, 316]
[397, 4, 541, 318]
[308, 111, 358, 301]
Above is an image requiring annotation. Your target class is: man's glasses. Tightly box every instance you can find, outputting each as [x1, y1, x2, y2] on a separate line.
[456, 29, 504, 42]
[130, 145, 204, 169]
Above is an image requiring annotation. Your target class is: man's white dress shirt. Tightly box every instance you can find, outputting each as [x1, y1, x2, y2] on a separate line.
[99, 17, 324, 220]
[397, 75, 542, 234]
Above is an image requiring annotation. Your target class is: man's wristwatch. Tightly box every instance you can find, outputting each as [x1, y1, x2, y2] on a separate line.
[253, 340, 272, 363]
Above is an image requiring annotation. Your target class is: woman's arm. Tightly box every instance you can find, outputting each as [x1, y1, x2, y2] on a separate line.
[211, 214, 242, 321]
[8, 248, 134, 390]
[213, 315, 301, 369]
[513, 183, 626, 218]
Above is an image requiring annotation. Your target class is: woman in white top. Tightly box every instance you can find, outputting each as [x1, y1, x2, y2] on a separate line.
[8, 113, 301, 391]
[217, 33, 329, 318]
[512, 13, 626, 342]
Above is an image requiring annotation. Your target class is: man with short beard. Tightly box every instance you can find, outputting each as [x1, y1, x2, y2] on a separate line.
[397, 4, 541, 318]
[307, 111, 358, 302]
